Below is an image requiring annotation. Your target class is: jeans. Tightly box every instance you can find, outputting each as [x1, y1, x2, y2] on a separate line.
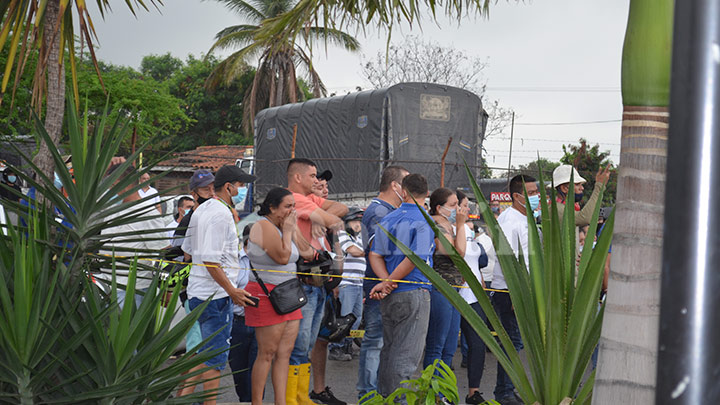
[357, 297, 383, 398]
[378, 288, 431, 399]
[229, 314, 258, 402]
[290, 285, 325, 365]
[490, 285, 523, 399]
[116, 287, 148, 310]
[330, 284, 364, 351]
[423, 287, 461, 368]
[188, 296, 234, 371]
[460, 302, 488, 388]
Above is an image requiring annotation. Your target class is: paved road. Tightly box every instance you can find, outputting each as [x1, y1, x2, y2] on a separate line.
[214, 345, 507, 405]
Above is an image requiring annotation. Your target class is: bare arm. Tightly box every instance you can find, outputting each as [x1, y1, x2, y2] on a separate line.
[603, 252, 611, 292]
[346, 245, 365, 257]
[203, 261, 253, 306]
[250, 217, 295, 265]
[308, 208, 344, 231]
[322, 200, 349, 217]
[293, 227, 315, 260]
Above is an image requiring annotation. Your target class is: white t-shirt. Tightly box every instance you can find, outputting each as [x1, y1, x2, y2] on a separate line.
[166, 219, 180, 241]
[182, 199, 240, 300]
[138, 186, 160, 208]
[99, 206, 167, 289]
[460, 223, 485, 304]
[476, 231, 496, 284]
[490, 206, 531, 290]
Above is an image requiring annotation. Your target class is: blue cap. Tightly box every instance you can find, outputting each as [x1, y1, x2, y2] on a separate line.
[189, 169, 214, 190]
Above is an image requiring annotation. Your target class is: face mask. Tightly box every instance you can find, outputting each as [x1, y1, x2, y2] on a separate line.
[7, 175, 16, 183]
[533, 209, 541, 219]
[442, 206, 457, 223]
[232, 186, 247, 205]
[491, 206, 500, 214]
[197, 196, 210, 205]
[574, 192, 584, 203]
[393, 190, 405, 207]
[183, 208, 191, 216]
[527, 194, 541, 211]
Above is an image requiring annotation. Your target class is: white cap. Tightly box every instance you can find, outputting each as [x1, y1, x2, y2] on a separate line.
[552, 165, 586, 187]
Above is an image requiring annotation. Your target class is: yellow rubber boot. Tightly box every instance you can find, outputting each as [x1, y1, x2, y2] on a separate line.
[296, 363, 316, 405]
[286, 365, 300, 405]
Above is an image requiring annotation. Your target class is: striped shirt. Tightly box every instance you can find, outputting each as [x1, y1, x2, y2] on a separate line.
[338, 230, 365, 286]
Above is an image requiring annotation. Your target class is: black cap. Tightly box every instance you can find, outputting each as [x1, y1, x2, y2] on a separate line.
[317, 170, 333, 182]
[213, 165, 256, 188]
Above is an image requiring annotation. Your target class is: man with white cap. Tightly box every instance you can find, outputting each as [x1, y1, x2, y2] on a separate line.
[552, 165, 610, 226]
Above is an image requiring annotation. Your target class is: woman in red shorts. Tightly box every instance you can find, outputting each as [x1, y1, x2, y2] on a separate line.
[246, 187, 314, 405]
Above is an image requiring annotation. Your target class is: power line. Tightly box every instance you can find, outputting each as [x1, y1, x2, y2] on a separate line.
[515, 119, 622, 126]
[489, 137, 621, 146]
[487, 86, 621, 93]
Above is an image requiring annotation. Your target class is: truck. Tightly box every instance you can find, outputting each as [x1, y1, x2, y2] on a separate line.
[242, 82, 488, 210]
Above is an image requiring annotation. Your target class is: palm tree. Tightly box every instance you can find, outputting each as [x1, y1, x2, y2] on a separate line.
[204, 0, 360, 133]
[0, 0, 160, 191]
[592, 1, 672, 402]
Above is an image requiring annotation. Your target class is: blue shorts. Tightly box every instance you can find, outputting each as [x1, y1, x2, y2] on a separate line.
[183, 300, 203, 351]
[188, 296, 233, 370]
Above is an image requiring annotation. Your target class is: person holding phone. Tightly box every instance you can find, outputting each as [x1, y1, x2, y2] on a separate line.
[245, 188, 315, 405]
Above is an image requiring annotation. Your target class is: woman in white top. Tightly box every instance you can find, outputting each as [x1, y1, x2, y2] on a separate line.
[245, 188, 314, 405]
[457, 191, 491, 404]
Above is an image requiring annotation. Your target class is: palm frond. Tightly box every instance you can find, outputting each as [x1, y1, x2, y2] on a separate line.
[303, 26, 362, 52]
[212, 0, 267, 22]
[208, 25, 260, 55]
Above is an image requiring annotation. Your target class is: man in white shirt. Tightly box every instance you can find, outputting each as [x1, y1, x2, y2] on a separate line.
[138, 172, 161, 212]
[179, 165, 256, 404]
[489, 174, 539, 405]
[100, 164, 167, 309]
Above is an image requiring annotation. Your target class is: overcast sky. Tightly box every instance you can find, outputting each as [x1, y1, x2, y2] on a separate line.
[90, 0, 629, 173]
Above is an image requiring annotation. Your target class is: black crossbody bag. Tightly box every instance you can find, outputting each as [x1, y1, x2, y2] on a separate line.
[251, 269, 307, 315]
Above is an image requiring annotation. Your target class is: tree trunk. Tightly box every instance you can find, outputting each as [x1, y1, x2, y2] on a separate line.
[593, 0, 673, 402]
[33, 0, 65, 186]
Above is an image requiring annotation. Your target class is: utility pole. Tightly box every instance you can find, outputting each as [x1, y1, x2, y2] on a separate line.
[657, 1, 720, 403]
[506, 111, 515, 187]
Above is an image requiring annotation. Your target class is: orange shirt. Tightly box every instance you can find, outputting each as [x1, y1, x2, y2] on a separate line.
[293, 192, 327, 250]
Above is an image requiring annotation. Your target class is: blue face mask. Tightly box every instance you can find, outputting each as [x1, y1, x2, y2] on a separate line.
[6, 175, 16, 183]
[232, 186, 247, 205]
[183, 208, 191, 216]
[527, 194, 541, 211]
[574, 192, 584, 203]
[53, 172, 63, 190]
[442, 206, 457, 224]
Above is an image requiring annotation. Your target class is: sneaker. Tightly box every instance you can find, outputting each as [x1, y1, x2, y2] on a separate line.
[465, 391, 486, 404]
[328, 346, 352, 361]
[310, 386, 346, 405]
[496, 392, 523, 405]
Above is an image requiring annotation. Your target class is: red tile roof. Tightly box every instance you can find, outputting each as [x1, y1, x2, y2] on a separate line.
[157, 145, 252, 172]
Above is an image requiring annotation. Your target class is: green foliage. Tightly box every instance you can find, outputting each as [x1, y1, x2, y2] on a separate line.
[381, 162, 614, 404]
[167, 54, 255, 150]
[0, 46, 36, 135]
[359, 360, 460, 404]
[513, 157, 560, 178]
[141, 53, 184, 81]
[561, 138, 617, 205]
[74, 59, 192, 156]
[0, 99, 217, 403]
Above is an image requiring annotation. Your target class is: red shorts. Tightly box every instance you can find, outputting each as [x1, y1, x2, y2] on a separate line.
[244, 281, 303, 327]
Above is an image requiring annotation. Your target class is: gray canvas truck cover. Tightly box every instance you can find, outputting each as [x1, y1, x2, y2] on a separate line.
[253, 82, 487, 197]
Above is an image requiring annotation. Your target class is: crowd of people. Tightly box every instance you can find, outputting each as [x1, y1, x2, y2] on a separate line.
[1, 157, 609, 405]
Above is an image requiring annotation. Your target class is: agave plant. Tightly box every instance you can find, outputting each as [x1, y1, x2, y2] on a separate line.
[380, 164, 614, 404]
[0, 99, 220, 403]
